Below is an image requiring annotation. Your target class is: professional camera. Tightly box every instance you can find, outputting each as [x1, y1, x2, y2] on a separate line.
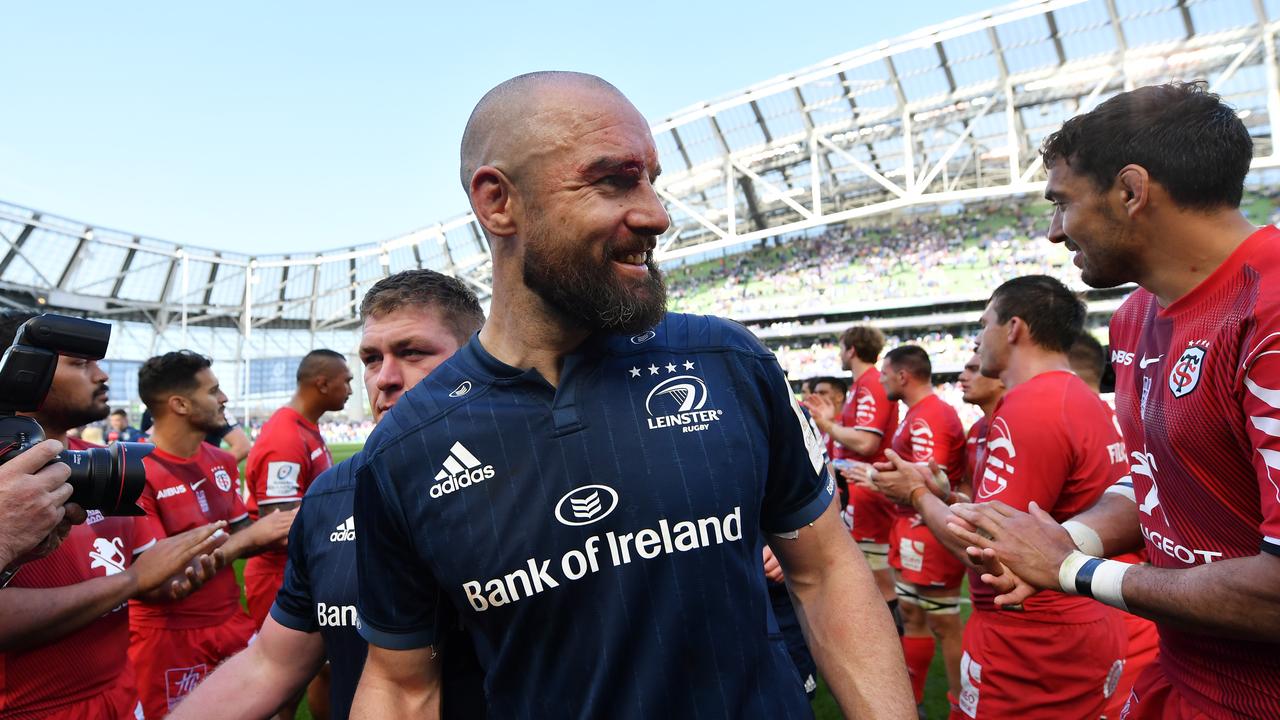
[0, 314, 148, 515]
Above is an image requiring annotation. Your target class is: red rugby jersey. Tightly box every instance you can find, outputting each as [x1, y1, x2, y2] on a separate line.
[969, 371, 1126, 622]
[244, 407, 332, 573]
[130, 443, 248, 629]
[1109, 224, 1280, 717]
[888, 393, 965, 517]
[834, 367, 898, 462]
[0, 437, 155, 717]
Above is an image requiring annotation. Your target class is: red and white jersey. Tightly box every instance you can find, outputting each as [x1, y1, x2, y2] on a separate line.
[964, 415, 992, 491]
[835, 367, 898, 462]
[0, 477, 155, 717]
[889, 393, 965, 517]
[131, 443, 248, 629]
[1109, 224, 1280, 716]
[969, 371, 1127, 621]
[245, 407, 331, 571]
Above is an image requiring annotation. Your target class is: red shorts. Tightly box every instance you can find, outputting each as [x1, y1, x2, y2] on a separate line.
[950, 609, 1126, 720]
[1107, 614, 1161, 720]
[889, 515, 965, 588]
[128, 613, 255, 719]
[848, 484, 895, 545]
[1120, 663, 1219, 720]
[243, 565, 285, 629]
[11, 678, 141, 720]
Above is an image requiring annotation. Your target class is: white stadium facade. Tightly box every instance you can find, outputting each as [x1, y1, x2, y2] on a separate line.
[4, 0, 1280, 421]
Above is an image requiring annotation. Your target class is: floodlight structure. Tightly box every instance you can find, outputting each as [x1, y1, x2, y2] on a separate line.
[1, 0, 1278, 413]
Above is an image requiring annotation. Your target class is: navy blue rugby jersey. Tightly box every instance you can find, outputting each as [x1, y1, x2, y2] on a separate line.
[354, 312, 836, 719]
[273, 455, 486, 720]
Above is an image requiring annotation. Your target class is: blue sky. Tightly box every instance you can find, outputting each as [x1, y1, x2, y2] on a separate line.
[2, 1, 996, 255]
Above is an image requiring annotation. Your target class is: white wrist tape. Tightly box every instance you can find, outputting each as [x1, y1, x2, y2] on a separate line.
[1105, 476, 1137, 503]
[1057, 550, 1131, 611]
[1062, 520, 1104, 557]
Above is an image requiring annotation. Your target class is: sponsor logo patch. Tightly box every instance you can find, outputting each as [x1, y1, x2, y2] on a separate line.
[266, 462, 301, 497]
[431, 442, 494, 498]
[554, 485, 619, 527]
[330, 515, 356, 542]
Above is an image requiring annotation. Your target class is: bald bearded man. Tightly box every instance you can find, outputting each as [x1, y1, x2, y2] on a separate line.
[350, 72, 913, 720]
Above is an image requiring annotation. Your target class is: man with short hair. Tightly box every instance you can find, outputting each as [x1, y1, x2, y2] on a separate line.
[131, 351, 296, 718]
[244, 349, 352, 627]
[948, 82, 1280, 719]
[876, 344, 967, 714]
[242, 349, 351, 718]
[171, 269, 488, 720]
[876, 276, 1128, 719]
[0, 312, 226, 720]
[351, 72, 912, 719]
[107, 408, 145, 443]
[804, 325, 901, 618]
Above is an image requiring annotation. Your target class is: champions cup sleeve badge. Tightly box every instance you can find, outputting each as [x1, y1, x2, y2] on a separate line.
[1168, 345, 1206, 398]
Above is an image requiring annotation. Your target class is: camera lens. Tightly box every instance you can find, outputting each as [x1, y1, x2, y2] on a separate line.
[58, 442, 151, 516]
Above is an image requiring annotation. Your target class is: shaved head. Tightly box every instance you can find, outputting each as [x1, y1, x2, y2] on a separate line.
[459, 71, 630, 194]
[460, 71, 670, 334]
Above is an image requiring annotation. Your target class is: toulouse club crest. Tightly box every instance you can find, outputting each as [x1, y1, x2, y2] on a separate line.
[1168, 345, 1206, 398]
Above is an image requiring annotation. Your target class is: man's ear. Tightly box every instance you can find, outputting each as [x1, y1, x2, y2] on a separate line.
[1007, 316, 1026, 346]
[470, 166, 519, 239]
[167, 394, 188, 418]
[1115, 164, 1150, 218]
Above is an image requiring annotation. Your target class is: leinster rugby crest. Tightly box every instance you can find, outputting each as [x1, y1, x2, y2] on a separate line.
[1168, 343, 1207, 399]
[628, 359, 724, 434]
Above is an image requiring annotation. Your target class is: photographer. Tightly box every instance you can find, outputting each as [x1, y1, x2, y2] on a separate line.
[0, 311, 227, 720]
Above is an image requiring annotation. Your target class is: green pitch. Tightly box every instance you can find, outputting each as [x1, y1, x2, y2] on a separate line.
[236, 441, 961, 718]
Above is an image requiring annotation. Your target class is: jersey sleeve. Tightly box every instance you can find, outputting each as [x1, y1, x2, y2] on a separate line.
[1240, 333, 1280, 556]
[134, 480, 169, 543]
[355, 454, 443, 649]
[270, 498, 318, 633]
[852, 382, 893, 435]
[756, 355, 836, 534]
[251, 440, 311, 506]
[128, 516, 158, 556]
[976, 397, 1070, 511]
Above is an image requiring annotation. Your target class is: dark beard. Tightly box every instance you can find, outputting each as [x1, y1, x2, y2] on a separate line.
[523, 235, 668, 335]
[36, 389, 110, 436]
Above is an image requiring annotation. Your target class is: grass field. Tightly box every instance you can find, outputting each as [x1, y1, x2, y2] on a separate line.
[240, 442, 961, 719]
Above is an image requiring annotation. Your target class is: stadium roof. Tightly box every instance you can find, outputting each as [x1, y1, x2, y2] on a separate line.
[4, 0, 1279, 333]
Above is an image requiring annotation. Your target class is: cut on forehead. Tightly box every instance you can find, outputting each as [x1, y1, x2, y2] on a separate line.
[459, 71, 633, 190]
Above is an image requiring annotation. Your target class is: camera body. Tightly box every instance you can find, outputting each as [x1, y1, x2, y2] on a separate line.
[0, 314, 148, 515]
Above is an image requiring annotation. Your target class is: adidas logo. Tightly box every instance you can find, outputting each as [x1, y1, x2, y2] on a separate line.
[430, 442, 495, 499]
[329, 516, 355, 543]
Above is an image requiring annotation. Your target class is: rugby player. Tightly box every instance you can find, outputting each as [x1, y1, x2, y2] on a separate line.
[350, 71, 913, 719]
[876, 276, 1128, 718]
[950, 82, 1280, 719]
[0, 312, 226, 720]
[872, 345, 966, 713]
[242, 349, 351, 718]
[131, 351, 296, 718]
[171, 269, 487, 720]
[804, 325, 901, 620]
[244, 349, 351, 628]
